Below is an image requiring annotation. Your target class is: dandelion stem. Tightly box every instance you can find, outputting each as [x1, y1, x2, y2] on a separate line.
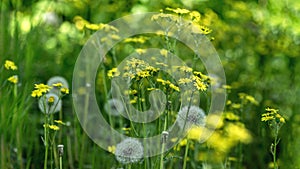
[59, 156, 62, 169]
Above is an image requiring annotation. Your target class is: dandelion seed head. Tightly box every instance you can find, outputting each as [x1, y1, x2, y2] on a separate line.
[38, 93, 62, 114]
[177, 105, 206, 129]
[115, 138, 143, 164]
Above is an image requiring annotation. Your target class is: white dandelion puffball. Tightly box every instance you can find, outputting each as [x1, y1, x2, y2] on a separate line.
[176, 105, 206, 129]
[38, 93, 62, 114]
[115, 138, 143, 164]
[104, 99, 124, 116]
[47, 76, 69, 95]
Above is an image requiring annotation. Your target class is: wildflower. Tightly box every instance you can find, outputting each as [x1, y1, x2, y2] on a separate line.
[135, 48, 146, 55]
[136, 70, 151, 78]
[231, 103, 241, 109]
[48, 96, 55, 103]
[48, 125, 60, 131]
[206, 114, 224, 129]
[60, 87, 69, 94]
[47, 76, 69, 95]
[160, 49, 168, 57]
[223, 111, 240, 121]
[4, 60, 18, 70]
[108, 145, 116, 153]
[178, 78, 192, 85]
[187, 126, 206, 141]
[156, 78, 170, 85]
[8, 75, 18, 84]
[43, 124, 60, 130]
[169, 83, 180, 92]
[193, 76, 207, 91]
[107, 68, 120, 78]
[166, 7, 190, 14]
[261, 107, 285, 123]
[115, 138, 143, 164]
[104, 99, 124, 116]
[38, 93, 62, 114]
[85, 23, 100, 30]
[238, 93, 259, 105]
[155, 62, 168, 67]
[176, 105, 206, 130]
[189, 11, 201, 22]
[174, 66, 193, 73]
[124, 36, 149, 44]
[53, 83, 63, 87]
[54, 120, 66, 125]
[225, 123, 252, 144]
[31, 83, 52, 97]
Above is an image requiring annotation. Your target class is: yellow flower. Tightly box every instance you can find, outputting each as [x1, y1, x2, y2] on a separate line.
[193, 76, 207, 91]
[226, 123, 252, 144]
[54, 120, 66, 125]
[166, 7, 190, 14]
[231, 103, 241, 109]
[206, 114, 224, 129]
[261, 107, 285, 123]
[31, 90, 43, 97]
[108, 145, 116, 153]
[110, 34, 120, 40]
[85, 23, 100, 30]
[169, 83, 180, 92]
[238, 93, 259, 105]
[187, 126, 205, 141]
[31, 83, 52, 97]
[53, 83, 63, 87]
[49, 125, 60, 131]
[174, 66, 193, 73]
[189, 11, 201, 22]
[60, 87, 69, 94]
[178, 78, 192, 85]
[8, 75, 18, 84]
[4, 60, 18, 70]
[107, 68, 120, 78]
[124, 36, 149, 43]
[224, 112, 240, 121]
[34, 83, 52, 92]
[156, 78, 170, 85]
[137, 70, 150, 78]
[48, 96, 55, 103]
[135, 48, 147, 55]
[160, 49, 168, 57]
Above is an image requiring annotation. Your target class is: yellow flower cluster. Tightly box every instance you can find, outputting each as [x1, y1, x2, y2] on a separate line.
[238, 93, 259, 105]
[43, 124, 60, 131]
[4, 60, 18, 70]
[261, 107, 285, 123]
[8, 75, 18, 84]
[107, 68, 120, 78]
[31, 82, 69, 97]
[31, 84, 52, 97]
[165, 7, 190, 15]
[73, 16, 119, 32]
[156, 78, 180, 92]
[124, 36, 149, 44]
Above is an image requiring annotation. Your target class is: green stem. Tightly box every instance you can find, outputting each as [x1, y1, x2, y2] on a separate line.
[273, 129, 278, 169]
[59, 156, 62, 169]
[44, 116, 49, 169]
[183, 139, 190, 169]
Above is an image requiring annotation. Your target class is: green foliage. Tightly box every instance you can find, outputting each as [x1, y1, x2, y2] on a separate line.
[0, 0, 299, 168]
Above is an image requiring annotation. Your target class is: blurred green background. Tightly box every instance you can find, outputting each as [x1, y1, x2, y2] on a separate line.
[0, 0, 299, 168]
